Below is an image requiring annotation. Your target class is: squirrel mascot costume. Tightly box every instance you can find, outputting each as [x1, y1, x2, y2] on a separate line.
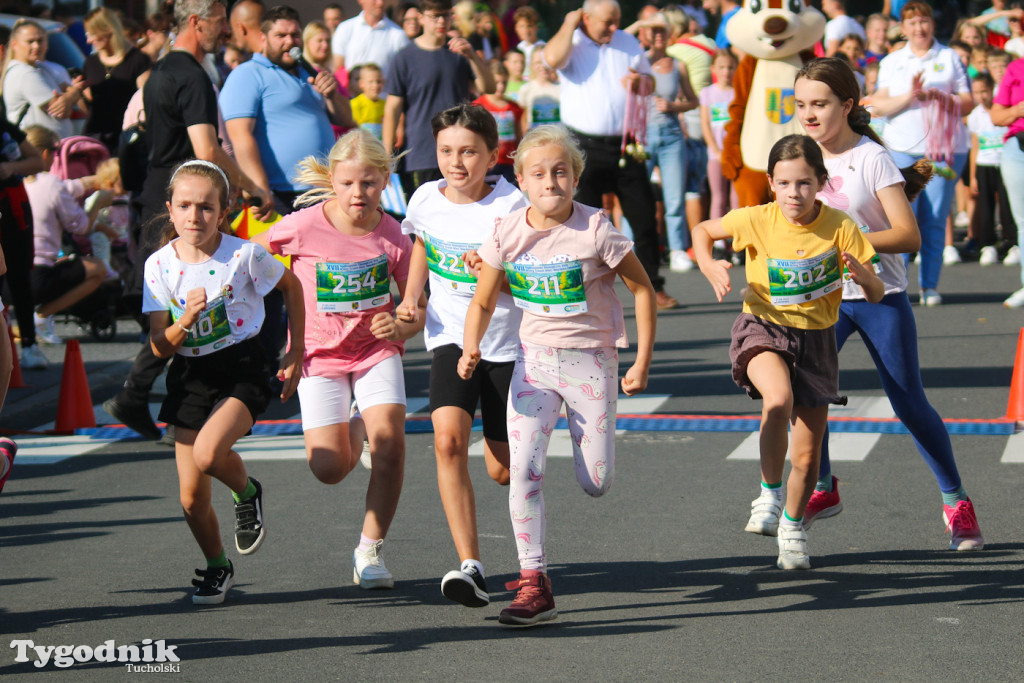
[721, 0, 825, 208]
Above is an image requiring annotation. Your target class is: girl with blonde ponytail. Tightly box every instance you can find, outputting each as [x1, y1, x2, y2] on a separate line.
[792, 57, 984, 552]
[250, 129, 426, 590]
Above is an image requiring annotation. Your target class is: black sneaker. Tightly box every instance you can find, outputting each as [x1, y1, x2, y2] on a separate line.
[103, 396, 160, 440]
[233, 478, 265, 555]
[192, 560, 235, 605]
[441, 564, 489, 607]
[159, 425, 176, 448]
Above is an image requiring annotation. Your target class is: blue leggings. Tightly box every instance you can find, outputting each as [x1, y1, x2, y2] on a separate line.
[820, 292, 962, 492]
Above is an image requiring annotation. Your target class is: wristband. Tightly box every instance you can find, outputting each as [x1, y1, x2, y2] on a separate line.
[176, 322, 189, 333]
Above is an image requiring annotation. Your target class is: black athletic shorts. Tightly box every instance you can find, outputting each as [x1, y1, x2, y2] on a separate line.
[159, 338, 272, 431]
[30, 257, 87, 306]
[429, 343, 513, 442]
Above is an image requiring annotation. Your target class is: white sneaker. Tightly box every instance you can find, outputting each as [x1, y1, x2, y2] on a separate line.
[669, 249, 694, 272]
[920, 288, 943, 306]
[353, 540, 394, 589]
[1004, 245, 1021, 266]
[979, 245, 999, 266]
[33, 313, 62, 345]
[349, 402, 371, 470]
[777, 524, 811, 570]
[1004, 287, 1024, 308]
[954, 210, 969, 228]
[913, 251, 922, 264]
[20, 344, 48, 370]
[744, 490, 782, 537]
[942, 245, 962, 265]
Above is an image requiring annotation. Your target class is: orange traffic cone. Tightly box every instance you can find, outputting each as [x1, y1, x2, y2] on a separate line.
[1007, 328, 1024, 421]
[55, 339, 96, 433]
[7, 323, 23, 389]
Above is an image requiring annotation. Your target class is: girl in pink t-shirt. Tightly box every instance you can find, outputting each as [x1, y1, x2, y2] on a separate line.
[458, 125, 657, 627]
[700, 49, 739, 220]
[254, 129, 426, 590]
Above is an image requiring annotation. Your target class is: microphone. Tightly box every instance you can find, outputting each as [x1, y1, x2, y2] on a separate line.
[288, 47, 319, 79]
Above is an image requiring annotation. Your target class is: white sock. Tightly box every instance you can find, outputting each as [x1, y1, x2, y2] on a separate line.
[461, 559, 484, 577]
[760, 482, 783, 502]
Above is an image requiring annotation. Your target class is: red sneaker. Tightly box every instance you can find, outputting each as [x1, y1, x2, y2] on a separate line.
[0, 437, 16, 494]
[499, 570, 557, 626]
[803, 475, 842, 530]
[943, 499, 984, 551]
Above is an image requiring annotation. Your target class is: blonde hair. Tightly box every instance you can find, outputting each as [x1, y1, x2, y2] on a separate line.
[512, 125, 585, 178]
[95, 158, 121, 189]
[23, 124, 59, 154]
[85, 7, 130, 57]
[292, 129, 397, 208]
[302, 20, 332, 69]
[2, 19, 45, 95]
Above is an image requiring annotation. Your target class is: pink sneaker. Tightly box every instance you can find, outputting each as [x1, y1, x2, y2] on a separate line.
[0, 437, 17, 494]
[803, 475, 842, 530]
[499, 570, 557, 626]
[943, 499, 984, 551]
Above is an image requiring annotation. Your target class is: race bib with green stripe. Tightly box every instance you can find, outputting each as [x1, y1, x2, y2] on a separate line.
[425, 233, 479, 295]
[315, 255, 391, 312]
[767, 248, 842, 305]
[504, 260, 587, 316]
[173, 295, 231, 354]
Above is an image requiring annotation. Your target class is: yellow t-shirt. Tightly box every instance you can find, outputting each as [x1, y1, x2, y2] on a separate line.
[351, 94, 385, 126]
[722, 202, 876, 330]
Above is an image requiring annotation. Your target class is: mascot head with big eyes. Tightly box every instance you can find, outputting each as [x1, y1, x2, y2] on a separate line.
[721, 0, 825, 206]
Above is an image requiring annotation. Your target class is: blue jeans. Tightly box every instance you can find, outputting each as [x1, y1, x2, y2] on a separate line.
[891, 151, 967, 290]
[1000, 135, 1024, 286]
[645, 121, 687, 252]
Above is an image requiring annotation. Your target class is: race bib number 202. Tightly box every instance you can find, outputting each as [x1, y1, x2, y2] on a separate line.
[767, 248, 841, 306]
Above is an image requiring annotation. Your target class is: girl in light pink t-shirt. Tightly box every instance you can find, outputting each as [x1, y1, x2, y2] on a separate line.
[458, 125, 657, 627]
[254, 129, 426, 590]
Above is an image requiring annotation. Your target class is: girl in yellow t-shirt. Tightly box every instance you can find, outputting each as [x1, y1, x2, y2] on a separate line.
[692, 134, 883, 571]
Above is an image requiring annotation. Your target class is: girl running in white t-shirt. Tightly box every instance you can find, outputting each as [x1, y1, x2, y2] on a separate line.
[395, 103, 528, 608]
[253, 129, 426, 590]
[143, 160, 305, 604]
[794, 57, 984, 550]
[459, 125, 657, 626]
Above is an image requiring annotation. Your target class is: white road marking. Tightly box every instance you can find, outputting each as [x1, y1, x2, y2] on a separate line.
[999, 429, 1024, 463]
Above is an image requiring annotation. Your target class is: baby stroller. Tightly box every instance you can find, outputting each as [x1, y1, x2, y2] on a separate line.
[49, 135, 128, 342]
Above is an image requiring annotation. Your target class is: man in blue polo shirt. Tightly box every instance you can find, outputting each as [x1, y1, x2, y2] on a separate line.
[220, 4, 354, 214]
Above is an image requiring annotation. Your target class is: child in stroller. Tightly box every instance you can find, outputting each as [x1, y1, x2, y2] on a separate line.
[24, 128, 123, 343]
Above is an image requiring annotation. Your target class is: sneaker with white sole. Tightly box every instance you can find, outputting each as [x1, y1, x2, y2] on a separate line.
[1004, 245, 1021, 266]
[441, 562, 489, 607]
[954, 210, 969, 228]
[669, 249, 694, 272]
[942, 245, 961, 265]
[350, 403, 371, 470]
[804, 475, 842, 529]
[20, 344, 48, 370]
[1005, 287, 1024, 308]
[34, 313, 62, 344]
[744, 490, 782, 537]
[979, 245, 999, 266]
[777, 525, 811, 569]
[0, 437, 16, 494]
[353, 539, 394, 589]
[192, 560, 235, 605]
[920, 288, 942, 306]
[499, 570, 557, 626]
[942, 499, 984, 551]
[233, 478, 265, 555]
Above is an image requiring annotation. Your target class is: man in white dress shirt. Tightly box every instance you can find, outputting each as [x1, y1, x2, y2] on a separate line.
[331, 0, 410, 78]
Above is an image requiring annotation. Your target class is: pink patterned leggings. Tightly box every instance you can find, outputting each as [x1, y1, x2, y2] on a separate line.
[507, 342, 619, 571]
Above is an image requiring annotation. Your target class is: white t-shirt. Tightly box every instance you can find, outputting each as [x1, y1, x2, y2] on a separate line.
[825, 15, 866, 46]
[967, 105, 1008, 167]
[402, 177, 528, 361]
[558, 29, 652, 136]
[876, 42, 970, 155]
[3, 59, 73, 137]
[517, 80, 561, 128]
[331, 12, 409, 72]
[818, 136, 908, 299]
[518, 39, 546, 79]
[143, 234, 285, 357]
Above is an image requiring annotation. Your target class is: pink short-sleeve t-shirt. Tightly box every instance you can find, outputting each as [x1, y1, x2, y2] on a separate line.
[478, 203, 634, 349]
[265, 204, 411, 378]
[994, 57, 1024, 140]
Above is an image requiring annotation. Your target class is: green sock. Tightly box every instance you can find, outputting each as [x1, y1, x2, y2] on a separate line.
[815, 476, 834, 493]
[941, 486, 968, 507]
[761, 480, 782, 490]
[782, 510, 803, 525]
[207, 550, 229, 569]
[232, 478, 256, 503]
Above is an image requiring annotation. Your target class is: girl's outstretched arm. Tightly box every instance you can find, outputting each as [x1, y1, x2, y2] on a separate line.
[275, 268, 305, 401]
[395, 237, 428, 323]
[375, 278, 427, 341]
[691, 218, 734, 302]
[458, 263, 504, 379]
[842, 252, 885, 303]
[614, 252, 656, 397]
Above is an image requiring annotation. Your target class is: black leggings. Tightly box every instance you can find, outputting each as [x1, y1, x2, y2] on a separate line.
[0, 186, 36, 348]
[971, 164, 1018, 247]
